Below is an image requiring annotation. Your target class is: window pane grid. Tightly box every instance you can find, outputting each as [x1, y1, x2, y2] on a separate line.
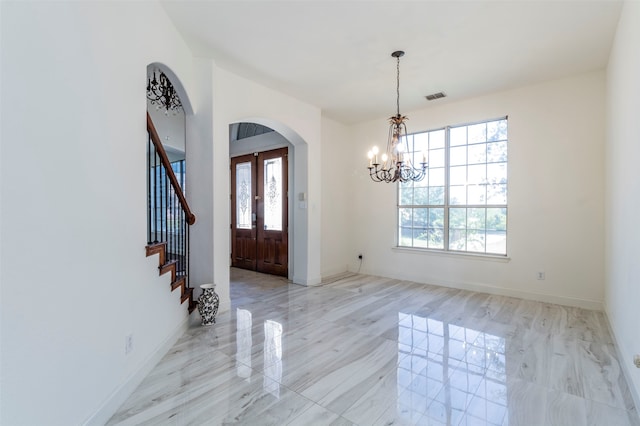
[398, 118, 507, 255]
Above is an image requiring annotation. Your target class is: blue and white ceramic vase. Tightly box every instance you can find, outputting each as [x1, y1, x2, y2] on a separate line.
[197, 284, 219, 326]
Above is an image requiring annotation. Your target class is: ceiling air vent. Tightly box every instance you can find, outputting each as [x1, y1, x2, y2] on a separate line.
[425, 92, 446, 101]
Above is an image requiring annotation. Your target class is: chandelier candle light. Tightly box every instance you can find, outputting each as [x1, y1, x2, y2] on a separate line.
[147, 69, 183, 113]
[367, 51, 427, 183]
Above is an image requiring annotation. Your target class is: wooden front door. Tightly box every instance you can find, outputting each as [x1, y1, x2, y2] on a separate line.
[231, 148, 288, 276]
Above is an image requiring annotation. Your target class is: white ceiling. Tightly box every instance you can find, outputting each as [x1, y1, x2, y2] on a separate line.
[162, 1, 622, 125]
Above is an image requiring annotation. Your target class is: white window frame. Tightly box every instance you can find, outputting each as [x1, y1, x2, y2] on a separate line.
[397, 116, 508, 256]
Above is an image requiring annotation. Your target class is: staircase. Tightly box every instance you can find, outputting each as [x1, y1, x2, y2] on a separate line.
[146, 112, 197, 313]
[146, 241, 197, 313]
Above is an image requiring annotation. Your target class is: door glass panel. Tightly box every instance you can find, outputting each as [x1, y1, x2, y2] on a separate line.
[236, 161, 252, 229]
[264, 157, 282, 231]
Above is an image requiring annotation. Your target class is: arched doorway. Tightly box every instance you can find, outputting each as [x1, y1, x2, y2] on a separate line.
[145, 62, 197, 303]
[229, 119, 308, 283]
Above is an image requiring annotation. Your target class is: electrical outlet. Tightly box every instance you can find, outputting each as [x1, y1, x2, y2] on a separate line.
[125, 334, 133, 355]
[634, 354, 640, 368]
[537, 272, 545, 280]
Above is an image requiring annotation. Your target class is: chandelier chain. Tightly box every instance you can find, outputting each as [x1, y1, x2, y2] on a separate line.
[396, 55, 400, 117]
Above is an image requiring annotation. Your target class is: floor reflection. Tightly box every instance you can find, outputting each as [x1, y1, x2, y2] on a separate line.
[236, 308, 252, 380]
[397, 313, 508, 425]
[263, 319, 283, 398]
[235, 308, 283, 398]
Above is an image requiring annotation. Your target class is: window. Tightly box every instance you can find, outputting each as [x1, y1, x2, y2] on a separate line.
[398, 117, 508, 255]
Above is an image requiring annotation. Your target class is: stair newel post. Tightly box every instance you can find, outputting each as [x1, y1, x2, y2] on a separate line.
[178, 160, 185, 276]
[175, 184, 179, 272]
[179, 204, 185, 275]
[166, 179, 172, 266]
[160, 169, 166, 246]
[147, 135, 152, 244]
[153, 146, 159, 243]
[186, 222, 190, 288]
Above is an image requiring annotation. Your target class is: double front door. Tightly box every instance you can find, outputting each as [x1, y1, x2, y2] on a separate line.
[231, 148, 288, 277]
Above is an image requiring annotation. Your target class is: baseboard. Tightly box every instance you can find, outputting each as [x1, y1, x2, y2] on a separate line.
[364, 268, 603, 311]
[321, 265, 349, 280]
[602, 304, 640, 416]
[83, 315, 191, 426]
[435, 277, 603, 310]
[292, 274, 322, 286]
[322, 270, 357, 284]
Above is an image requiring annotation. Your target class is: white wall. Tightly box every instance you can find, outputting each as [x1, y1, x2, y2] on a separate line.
[351, 71, 606, 309]
[321, 116, 352, 277]
[605, 0, 640, 408]
[186, 58, 215, 303]
[147, 99, 186, 153]
[0, 2, 197, 424]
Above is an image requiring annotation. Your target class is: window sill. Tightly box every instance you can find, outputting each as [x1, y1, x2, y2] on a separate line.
[392, 246, 511, 263]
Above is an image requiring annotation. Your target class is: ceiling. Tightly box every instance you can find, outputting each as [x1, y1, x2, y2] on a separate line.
[162, 1, 622, 125]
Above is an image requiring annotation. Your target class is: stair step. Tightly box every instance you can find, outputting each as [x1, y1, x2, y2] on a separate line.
[146, 242, 195, 315]
[181, 287, 193, 304]
[171, 275, 186, 292]
[145, 242, 167, 265]
[159, 260, 177, 281]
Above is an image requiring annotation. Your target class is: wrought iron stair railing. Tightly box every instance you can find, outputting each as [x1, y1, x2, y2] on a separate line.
[146, 112, 196, 312]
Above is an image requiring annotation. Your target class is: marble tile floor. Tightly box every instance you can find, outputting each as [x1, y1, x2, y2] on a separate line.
[108, 268, 639, 426]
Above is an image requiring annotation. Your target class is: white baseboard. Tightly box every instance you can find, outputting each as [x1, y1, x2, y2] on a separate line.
[364, 268, 603, 311]
[83, 315, 191, 426]
[321, 265, 349, 280]
[292, 275, 322, 286]
[322, 270, 357, 284]
[434, 276, 603, 310]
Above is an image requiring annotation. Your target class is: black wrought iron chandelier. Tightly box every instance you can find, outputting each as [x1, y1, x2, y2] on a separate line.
[146, 69, 183, 112]
[367, 51, 427, 183]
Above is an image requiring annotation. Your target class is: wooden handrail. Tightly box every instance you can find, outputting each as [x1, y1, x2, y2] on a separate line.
[147, 112, 196, 225]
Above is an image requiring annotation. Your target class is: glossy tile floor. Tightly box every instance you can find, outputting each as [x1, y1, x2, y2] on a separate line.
[108, 269, 639, 425]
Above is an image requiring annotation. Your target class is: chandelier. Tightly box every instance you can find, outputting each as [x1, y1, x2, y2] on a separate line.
[367, 51, 427, 183]
[146, 69, 183, 113]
